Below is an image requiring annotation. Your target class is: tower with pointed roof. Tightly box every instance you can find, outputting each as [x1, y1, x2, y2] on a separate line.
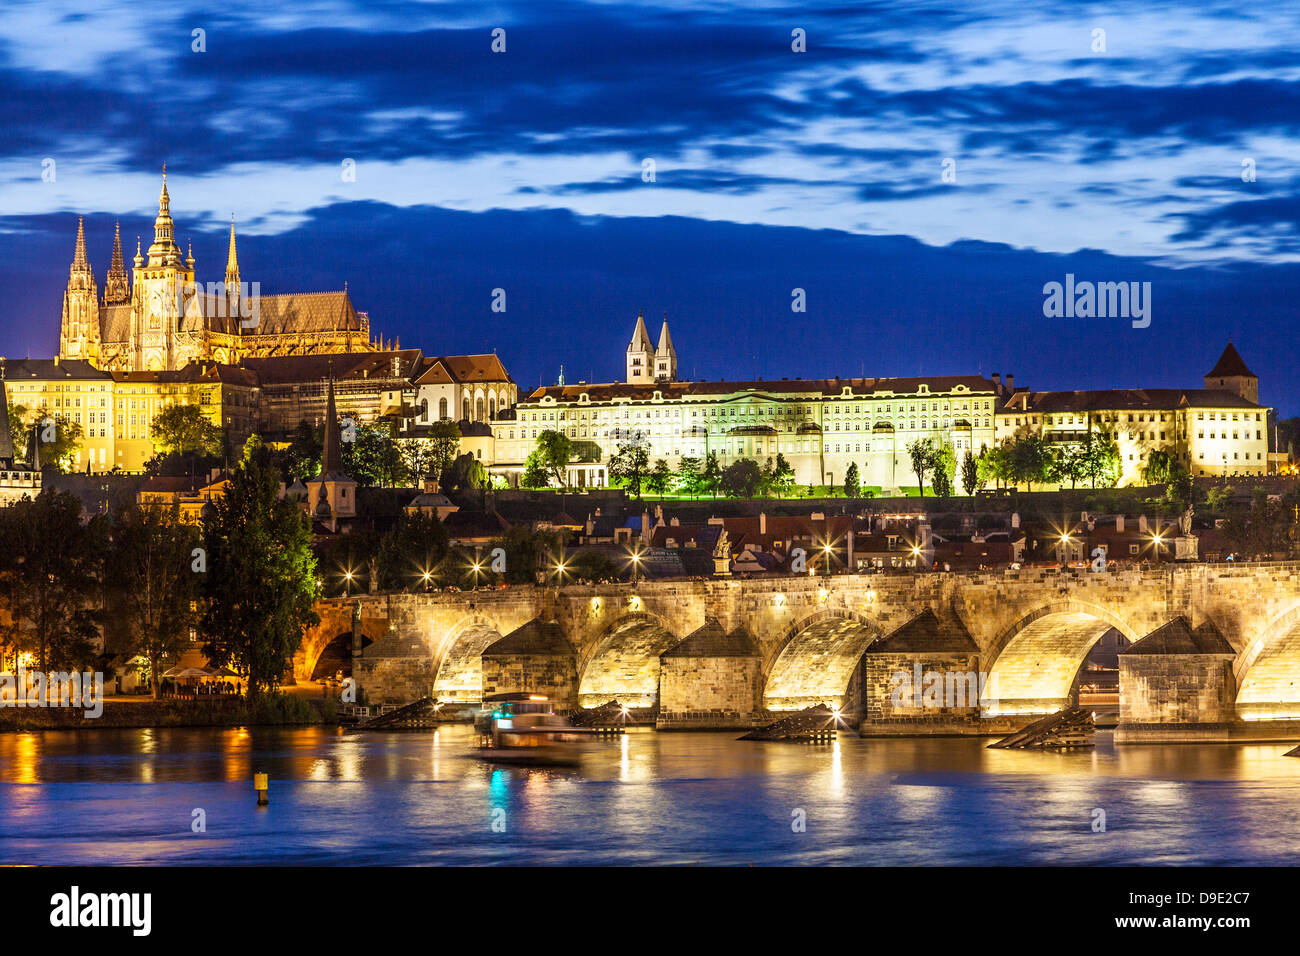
[626, 310, 654, 384]
[104, 221, 129, 305]
[224, 216, 241, 324]
[306, 372, 357, 531]
[654, 313, 677, 382]
[59, 217, 101, 364]
[130, 166, 199, 371]
[1204, 342, 1258, 404]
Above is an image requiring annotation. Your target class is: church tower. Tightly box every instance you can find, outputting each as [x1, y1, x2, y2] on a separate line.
[59, 217, 101, 362]
[131, 167, 197, 371]
[654, 313, 677, 382]
[104, 221, 129, 305]
[626, 310, 654, 384]
[307, 373, 357, 532]
[1204, 343, 1258, 404]
[224, 217, 241, 327]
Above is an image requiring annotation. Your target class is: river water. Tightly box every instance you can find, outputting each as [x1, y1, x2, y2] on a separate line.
[1, 725, 1298, 865]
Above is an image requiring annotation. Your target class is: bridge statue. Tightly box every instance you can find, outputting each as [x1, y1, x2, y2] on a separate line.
[712, 529, 732, 577]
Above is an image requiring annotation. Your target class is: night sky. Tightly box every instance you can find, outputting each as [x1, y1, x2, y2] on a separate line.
[1, 1, 1296, 412]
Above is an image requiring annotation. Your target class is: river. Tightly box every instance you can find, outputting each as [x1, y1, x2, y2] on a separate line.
[1, 725, 1298, 865]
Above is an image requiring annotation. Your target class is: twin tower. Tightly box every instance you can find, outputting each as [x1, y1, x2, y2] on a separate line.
[625, 311, 677, 384]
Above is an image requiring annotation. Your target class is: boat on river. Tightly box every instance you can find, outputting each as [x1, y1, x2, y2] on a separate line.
[472, 693, 597, 767]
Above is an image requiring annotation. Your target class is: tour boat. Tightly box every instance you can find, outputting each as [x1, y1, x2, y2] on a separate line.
[472, 693, 593, 767]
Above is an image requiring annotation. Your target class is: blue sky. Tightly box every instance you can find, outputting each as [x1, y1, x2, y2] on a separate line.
[1, 0, 1297, 412]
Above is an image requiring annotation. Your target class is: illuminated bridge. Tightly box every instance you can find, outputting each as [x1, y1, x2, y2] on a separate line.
[298, 563, 1300, 740]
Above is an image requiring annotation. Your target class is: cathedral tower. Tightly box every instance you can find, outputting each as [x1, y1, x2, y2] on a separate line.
[104, 221, 130, 305]
[626, 310, 654, 384]
[224, 217, 241, 326]
[59, 217, 100, 362]
[131, 167, 198, 371]
[654, 313, 677, 382]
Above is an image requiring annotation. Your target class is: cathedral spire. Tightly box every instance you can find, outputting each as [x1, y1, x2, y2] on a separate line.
[225, 216, 240, 289]
[71, 216, 90, 275]
[104, 221, 129, 303]
[148, 164, 181, 267]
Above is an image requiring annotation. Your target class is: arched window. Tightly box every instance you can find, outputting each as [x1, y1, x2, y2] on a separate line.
[462, 397, 471, 421]
[476, 397, 485, 422]
[439, 397, 448, 420]
[489, 396, 496, 418]
[419, 398, 429, 422]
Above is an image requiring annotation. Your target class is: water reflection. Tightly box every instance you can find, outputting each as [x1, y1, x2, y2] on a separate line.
[1, 726, 1299, 865]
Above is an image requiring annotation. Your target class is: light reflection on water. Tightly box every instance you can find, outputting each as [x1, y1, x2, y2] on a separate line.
[1, 725, 1299, 865]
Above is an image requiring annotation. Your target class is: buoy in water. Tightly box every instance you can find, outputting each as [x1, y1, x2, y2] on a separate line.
[254, 772, 269, 806]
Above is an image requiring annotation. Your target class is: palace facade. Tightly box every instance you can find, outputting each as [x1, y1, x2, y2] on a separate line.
[488, 313, 1000, 489]
[59, 171, 376, 373]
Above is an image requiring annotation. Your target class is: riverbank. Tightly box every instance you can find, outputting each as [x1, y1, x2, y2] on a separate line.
[0, 694, 327, 731]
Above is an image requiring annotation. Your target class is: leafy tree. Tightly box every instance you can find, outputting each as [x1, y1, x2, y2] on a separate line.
[1079, 432, 1121, 489]
[907, 438, 934, 497]
[767, 453, 795, 498]
[700, 451, 722, 499]
[930, 441, 956, 497]
[109, 503, 201, 698]
[675, 456, 701, 497]
[843, 462, 861, 499]
[445, 452, 489, 492]
[31, 407, 84, 473]
[978, 443, 1013, 490]
[721, 458, 763, 498]
[424, 420, 462, 483]
[200, 443, 320, 697]
[377, 510, 450, 590]
[151, 404, 225, 459]
[647, 458, 673, 496]
[521, 450, 550, 489]
[0, 490, 103, 670]
[1008, 435, 1050, 491]
[283, 420, 322, 482]
[960, 449, 979, 496]
[1141, 449, 1181, 486]
[533, 430, 573, 488]
[342, 422, 407, 487]
[485, 526, 563, 585]
[609, 433, 650, 499]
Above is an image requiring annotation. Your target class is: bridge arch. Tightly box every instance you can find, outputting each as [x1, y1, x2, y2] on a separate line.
[762, 609, 879, 712]
[1235, 603, 1300, 720]
[297, 604, 388, 683]
[983, 601, 1142, 717]
[431, 615, 506, 703]
[576, 612, 681, 709]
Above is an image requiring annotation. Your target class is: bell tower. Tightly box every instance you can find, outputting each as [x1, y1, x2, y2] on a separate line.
[131, 166, 195, 370]
[626, 310, 654, 385]
[59, 217, 100, 363]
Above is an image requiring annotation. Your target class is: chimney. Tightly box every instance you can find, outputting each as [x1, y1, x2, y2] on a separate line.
[992, 372, 1001, 394]
[641, 510, 650, 539]
[1116, 515, 1125, 532]
[1005, 373, 1014, 393]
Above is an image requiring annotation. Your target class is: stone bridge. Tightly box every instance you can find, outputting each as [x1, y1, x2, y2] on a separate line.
[304, 563, 1300, 738]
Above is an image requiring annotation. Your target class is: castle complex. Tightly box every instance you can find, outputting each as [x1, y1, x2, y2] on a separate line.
[59, 170, 375, 372]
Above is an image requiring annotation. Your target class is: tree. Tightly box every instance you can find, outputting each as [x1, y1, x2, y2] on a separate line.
[960, 449, 979, 496]
[343, 423, 407, 487]
[151, 404, 225, 459]
[283, 421, 322, 483]
[445, 452, 489, 492]
[533, 430, 574, 488]
[609, 433, 650, 499]
[768, 453, 795, 498]
[521, 451, 550, 489]
[1008, 435, 1050, 491]
[647, 459, 673, 497]
[907, 438, 934, 497]
[110, 503, 201, 698]
[930, 442, 956, 498]
[1048, 443, 1085, 489]
[424, 420, 461, 483]
[377, 510, 450, 590]
[1141, 449, 1180, 486]
[700, 451, 722, 499]
[1079, 432, 1121, 489]
[721, 458, 763, 498]
[200, 443, 320, 697]
[675, 456, 701, 497]
[0, 490, 103, 671]
[31, 408, 84, 473]
[843, 462, 861, 499]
